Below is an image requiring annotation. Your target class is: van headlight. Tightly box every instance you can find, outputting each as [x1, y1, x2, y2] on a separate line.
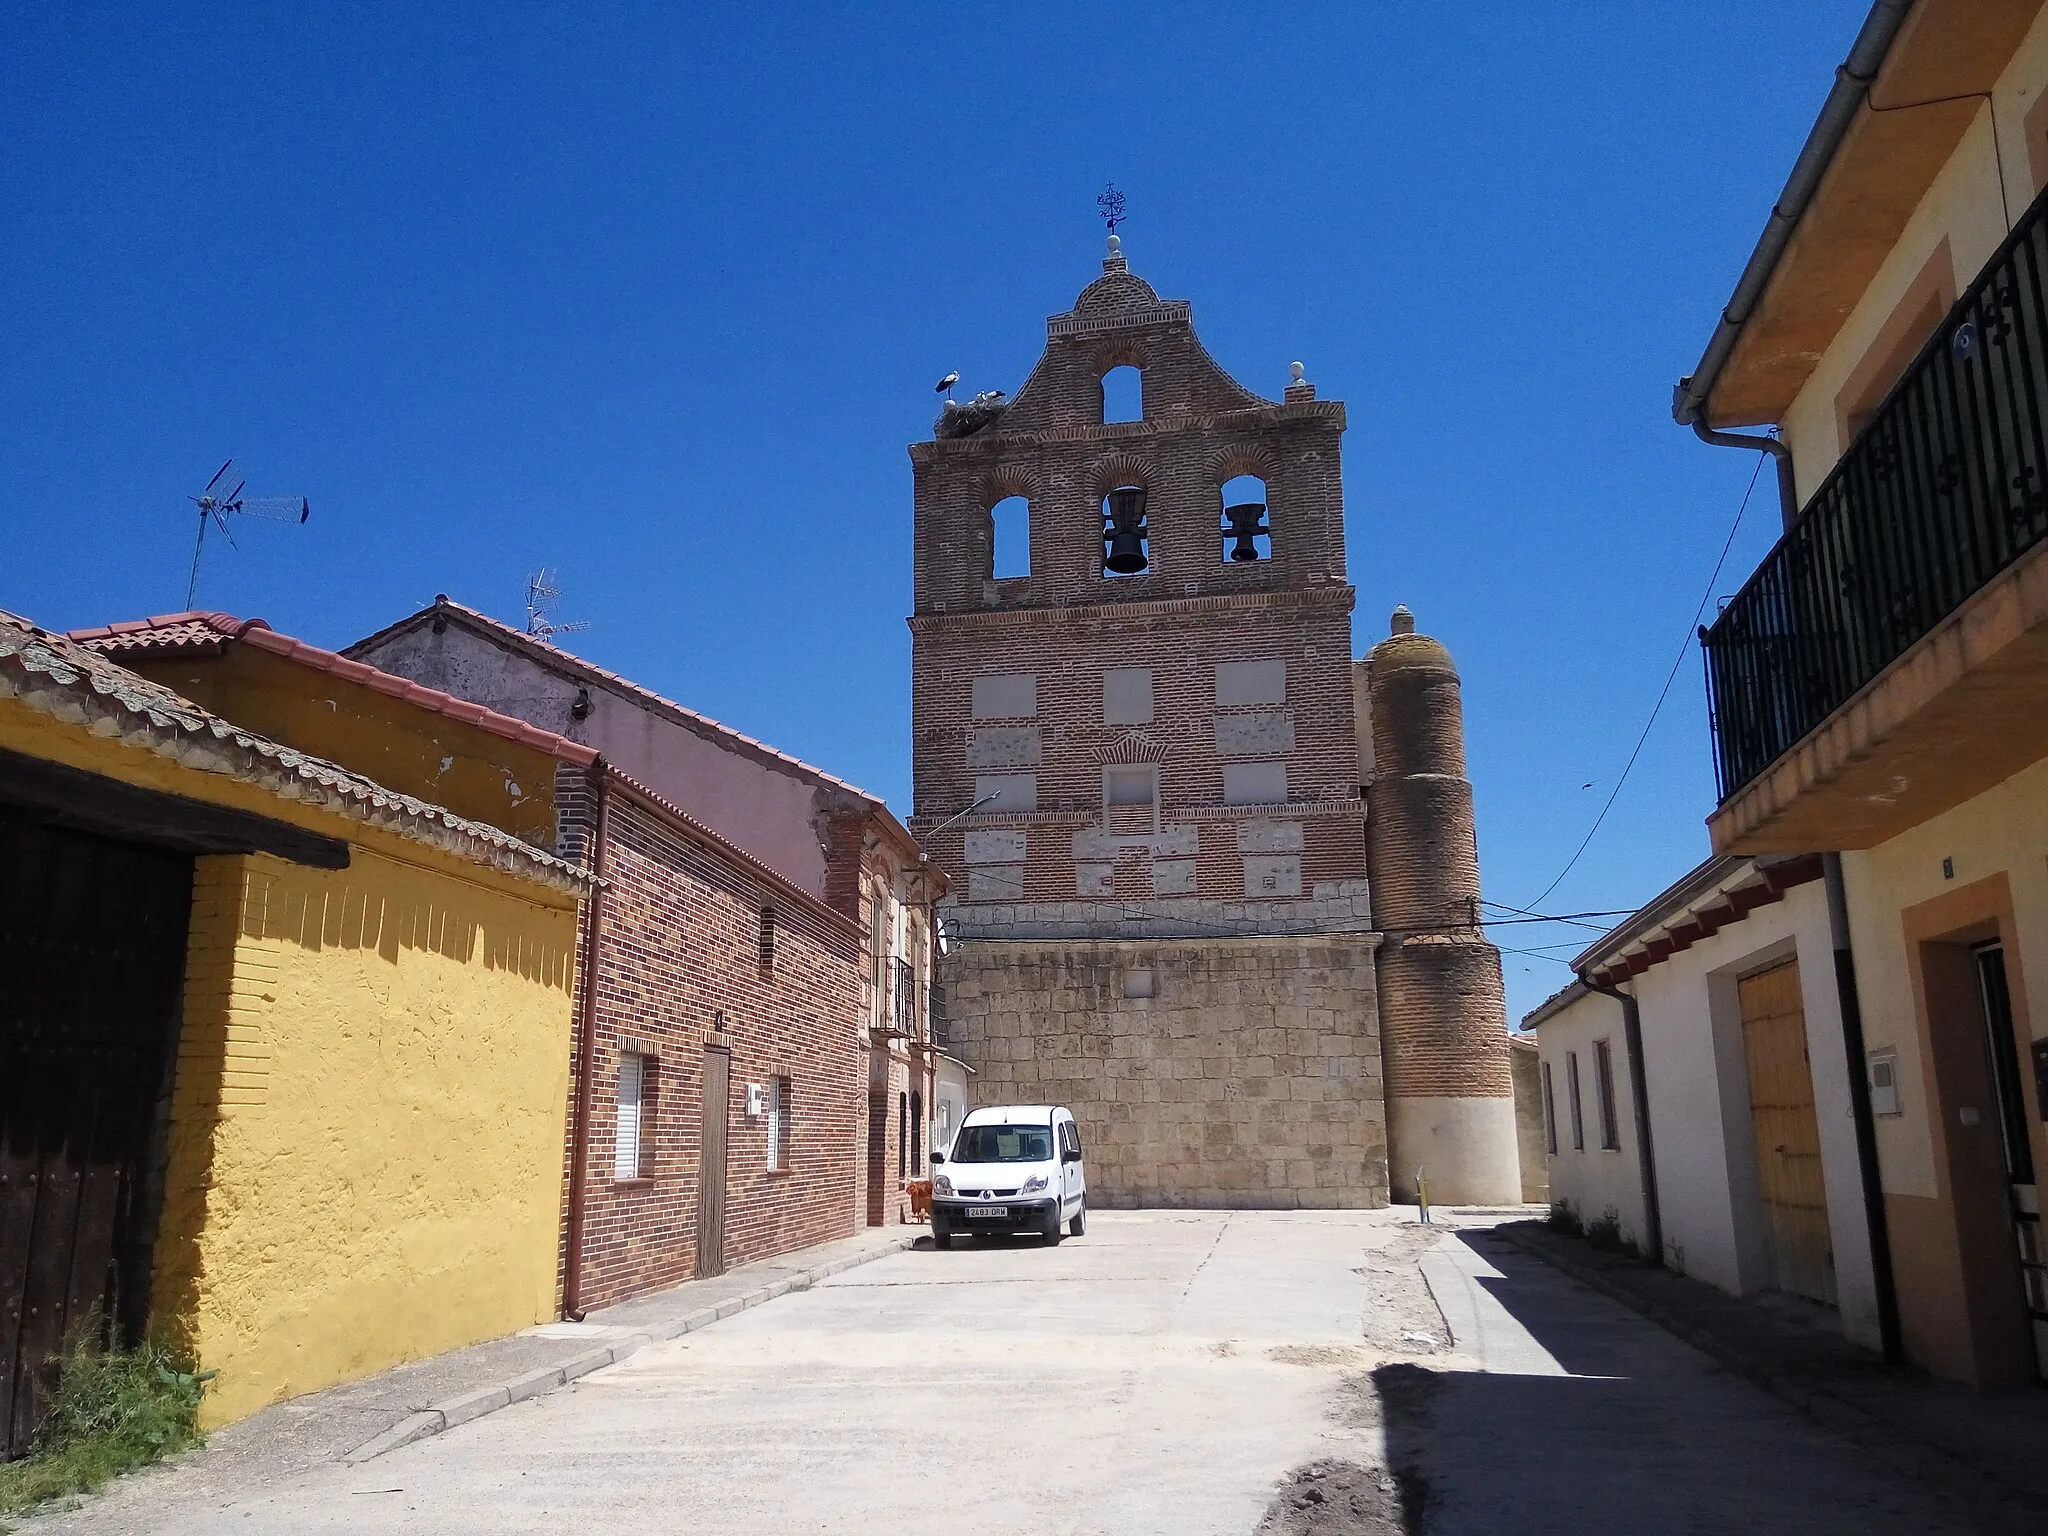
[1022, 1174, 1050, 1194]
[932, 1174, 954, 1196]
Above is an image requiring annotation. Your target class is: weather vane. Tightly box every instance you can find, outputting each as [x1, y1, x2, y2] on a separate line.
[1097, 183, 1126, 234]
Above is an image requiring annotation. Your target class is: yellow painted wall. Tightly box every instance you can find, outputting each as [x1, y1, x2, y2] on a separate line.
[1782, 7, 2048, 494]
[0, 698, 580, 1427]
[154, 847, 577, 1426]
[126, 645, 563, 848]
[1842, 753, 2048, 1199]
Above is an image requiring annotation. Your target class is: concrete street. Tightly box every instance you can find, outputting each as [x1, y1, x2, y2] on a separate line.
[19, 1212, 1990, 1534]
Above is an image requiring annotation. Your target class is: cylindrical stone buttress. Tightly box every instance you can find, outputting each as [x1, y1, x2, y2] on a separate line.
[1365, 608, 1520, 1206]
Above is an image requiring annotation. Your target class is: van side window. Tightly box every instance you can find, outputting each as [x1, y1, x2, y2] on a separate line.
[1061, 1121, 1081, 1158]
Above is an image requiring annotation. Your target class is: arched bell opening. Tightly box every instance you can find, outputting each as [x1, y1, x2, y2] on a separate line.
[1219, 474, 1272, 563]
[1101, 484, 1150, 577]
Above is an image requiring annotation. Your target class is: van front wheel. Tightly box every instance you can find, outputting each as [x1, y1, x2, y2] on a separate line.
[1042, 1204, 1064, 1245]
[1069, 1199, 1086, 1237]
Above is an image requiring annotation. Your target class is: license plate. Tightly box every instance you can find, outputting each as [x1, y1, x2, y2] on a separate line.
[966, 1206, 1009, 1219]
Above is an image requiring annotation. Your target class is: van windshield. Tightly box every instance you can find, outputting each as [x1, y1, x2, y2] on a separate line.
[952, 1124, 1053, 1163]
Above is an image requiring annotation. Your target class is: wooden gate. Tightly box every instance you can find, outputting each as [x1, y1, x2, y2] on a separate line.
[1738, 960, 1836, 1305]
[1, 819, 192, 1458]
[695, 1049, 729, 1279]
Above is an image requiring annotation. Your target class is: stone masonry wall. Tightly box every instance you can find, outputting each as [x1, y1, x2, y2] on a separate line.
[942, 936, 1387, 1208]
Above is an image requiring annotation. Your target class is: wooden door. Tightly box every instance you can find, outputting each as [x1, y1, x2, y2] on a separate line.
[695, 1049, 729, 1279]
[1, 819, 191, 1458]
[1738, 960, 1836, 1305]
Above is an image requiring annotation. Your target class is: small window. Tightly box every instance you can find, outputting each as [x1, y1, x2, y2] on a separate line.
[1222, 761, 1287, 806]
[1220, 475, 1271, 563]
[758, 907, 776, 976]
[1104, 765, 1159, 835]
[1567, 1050, 1586, 1152]
[991, 495, 1030, 579]
[1103, 667, 1154, 725]
[1101, 485, 1149, 576]
[1542, 1060, 1558, 1155]
[1594, 1039, 1621, 1151]
[766, 1074, 792, 1171]
[1101, 365, 1142, 423]
[616, 1053, 654, 1179]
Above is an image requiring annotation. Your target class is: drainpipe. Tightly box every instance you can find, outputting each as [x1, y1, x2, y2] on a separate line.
[1579, 974, 1664, 1267]
[562, 762, 611, 1320]
[1687, 417, 1905, 1363]
[1823, 852, 1905, 1365]
[1691, 419, 1800, 533]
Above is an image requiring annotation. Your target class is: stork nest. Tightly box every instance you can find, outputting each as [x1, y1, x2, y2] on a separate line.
[934, 390, 1009, 439]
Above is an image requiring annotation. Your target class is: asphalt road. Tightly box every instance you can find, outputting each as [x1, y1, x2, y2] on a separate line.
[15, 1211, 1995, 1534]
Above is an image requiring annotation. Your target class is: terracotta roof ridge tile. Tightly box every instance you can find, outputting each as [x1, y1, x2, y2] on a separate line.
[0, 610, 587, 893]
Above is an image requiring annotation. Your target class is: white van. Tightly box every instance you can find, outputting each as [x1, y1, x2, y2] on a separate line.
[929, 1104, 1086, 1248]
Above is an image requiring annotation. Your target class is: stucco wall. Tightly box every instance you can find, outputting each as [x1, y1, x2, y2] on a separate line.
[1508, 1034, 1548, 1204]
[154, 848, 577, 1426]
[354, 622, 834, 896]
[1781, 7, 2048, 495]
[1540, 883, 1882, 1349]
[1842, 753, 2048, 1202]
[1534, 990, 1649, 1251]
[941, 935, 1387, 1208]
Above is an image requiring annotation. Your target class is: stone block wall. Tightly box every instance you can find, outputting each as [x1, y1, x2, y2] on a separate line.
[941, 935, 1387, 1208]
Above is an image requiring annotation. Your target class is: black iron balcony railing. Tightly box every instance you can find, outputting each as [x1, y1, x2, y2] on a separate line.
[893, 956, 917, 1039]
[1703, 181, 2048, 801]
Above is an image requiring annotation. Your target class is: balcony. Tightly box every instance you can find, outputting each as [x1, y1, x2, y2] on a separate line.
[892, 957, 918, 1041]
[1703, 184, 2048, 854]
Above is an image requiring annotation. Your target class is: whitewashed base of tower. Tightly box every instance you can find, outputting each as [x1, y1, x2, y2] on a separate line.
[1386, 1095, 1523, 1206]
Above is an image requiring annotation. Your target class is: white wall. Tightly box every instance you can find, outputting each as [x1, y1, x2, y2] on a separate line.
[1540, 882, 1883, 1350]
[1536, 989, 1649, 1252]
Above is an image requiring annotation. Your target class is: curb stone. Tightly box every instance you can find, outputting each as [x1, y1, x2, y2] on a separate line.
[1492, 1225, 2037, 1536]
[342, 1234, 917, 1465]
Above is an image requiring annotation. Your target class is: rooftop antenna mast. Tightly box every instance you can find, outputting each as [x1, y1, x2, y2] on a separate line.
[524, 568, 590, 643]
[186, 459, 310, 607]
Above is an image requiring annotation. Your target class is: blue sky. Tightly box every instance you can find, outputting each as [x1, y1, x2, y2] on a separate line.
[1, 3, 1867, 1020]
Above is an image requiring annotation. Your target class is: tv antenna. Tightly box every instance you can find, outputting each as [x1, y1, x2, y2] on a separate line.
[524, 569, 590, 643]
[185, 460, 310, 607]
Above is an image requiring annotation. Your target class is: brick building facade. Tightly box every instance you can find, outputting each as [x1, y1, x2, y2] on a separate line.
[347, 601, 941, 1297]
[911, 238, 1519, 1207]
[911, 239, 1388, 1207]
[555, 767, 863, 1310]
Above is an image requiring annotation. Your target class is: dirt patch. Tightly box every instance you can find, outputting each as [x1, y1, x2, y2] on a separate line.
[1266, 1345, 1371, 1368]
[1254, 1458, 1427, 1536]
[1355, 1227, 1450, 1357]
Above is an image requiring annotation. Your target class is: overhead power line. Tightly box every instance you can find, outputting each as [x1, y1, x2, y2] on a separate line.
[1523, 449, 1769, 911]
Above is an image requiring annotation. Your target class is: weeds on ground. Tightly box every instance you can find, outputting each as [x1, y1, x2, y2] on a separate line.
[1582, 1207, 1640, 1258]
[1545, 1201, 1582, 1237]
[0, 1336, 213, 1516]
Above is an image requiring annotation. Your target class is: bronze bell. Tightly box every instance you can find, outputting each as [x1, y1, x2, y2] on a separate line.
[1103, 485, 1150, 574]
[1223, 502, 1269, 562]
